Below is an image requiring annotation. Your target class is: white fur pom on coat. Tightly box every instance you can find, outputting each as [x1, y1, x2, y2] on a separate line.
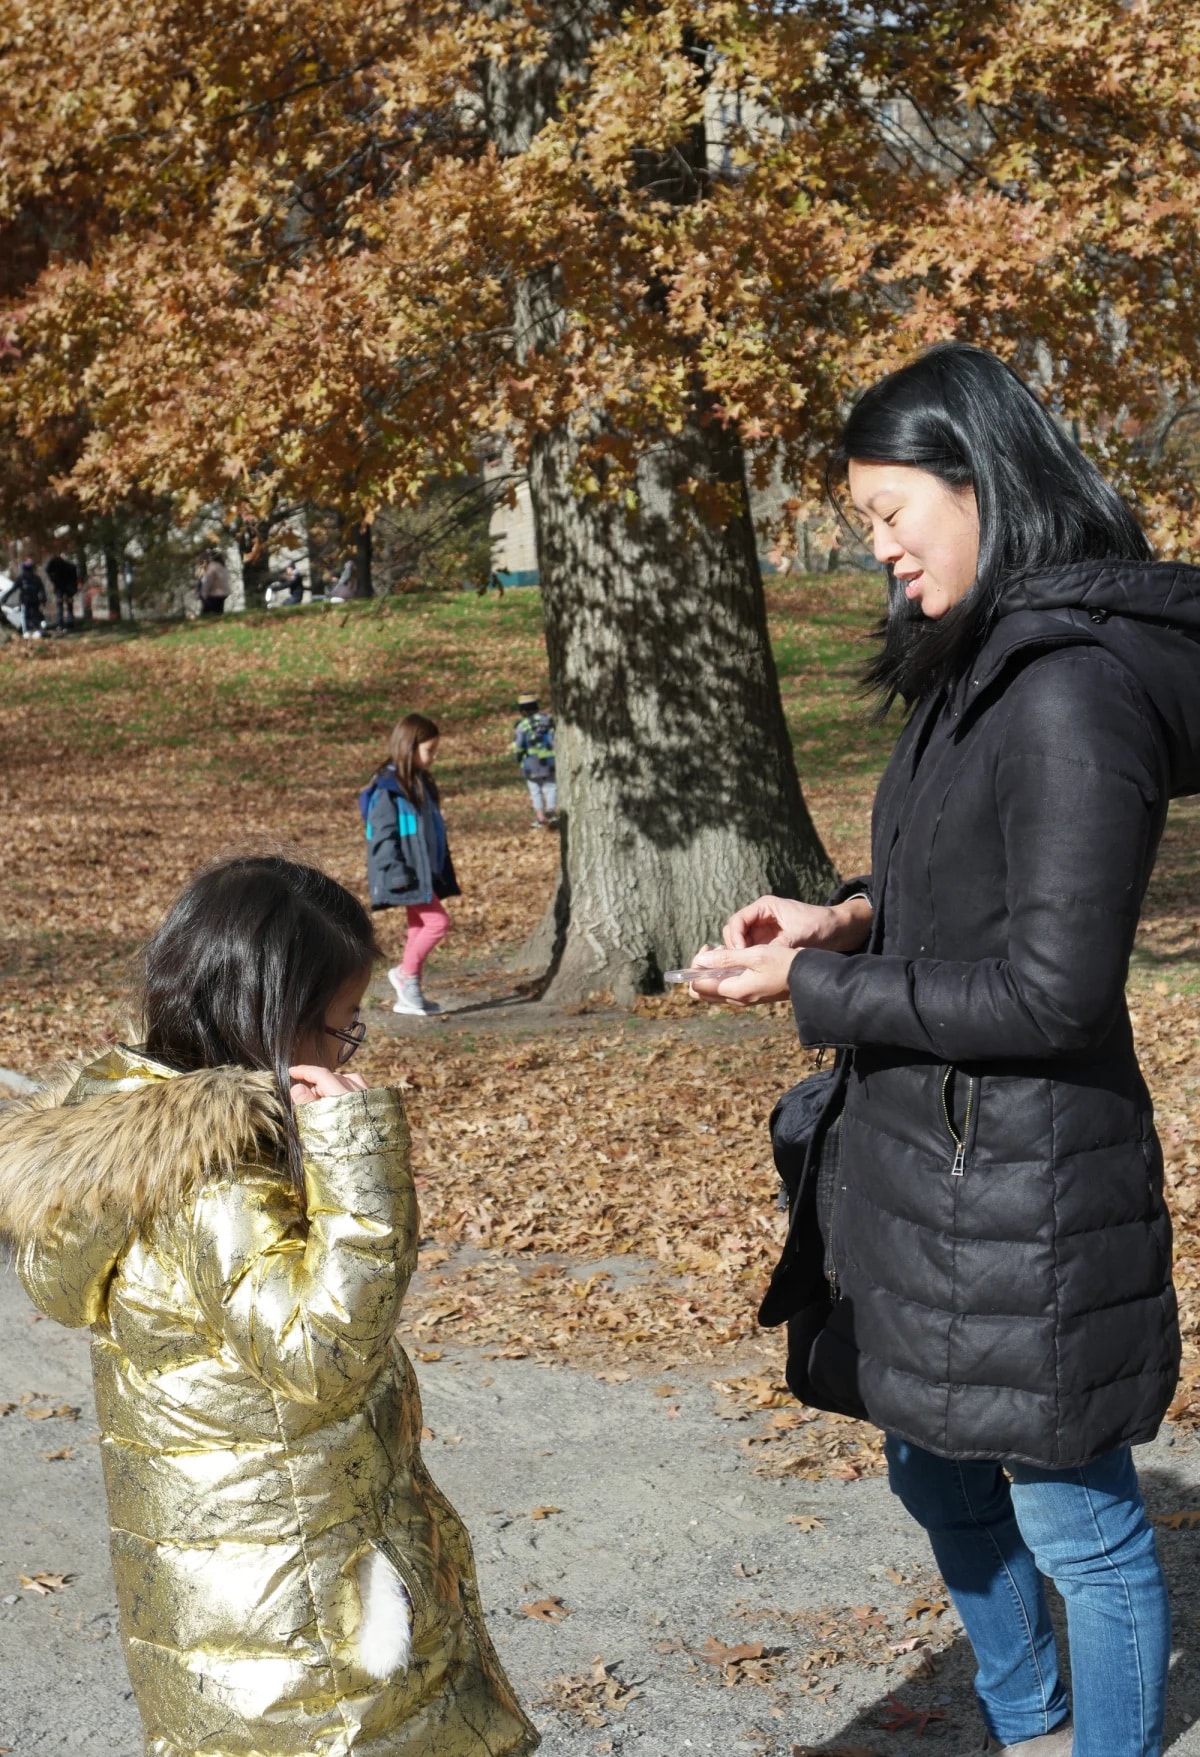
[355, 1547, 414, 1679]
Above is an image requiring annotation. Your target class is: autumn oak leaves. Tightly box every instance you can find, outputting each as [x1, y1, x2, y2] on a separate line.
[0, 2, 1194, 544]
[1, 2, 1198, 999]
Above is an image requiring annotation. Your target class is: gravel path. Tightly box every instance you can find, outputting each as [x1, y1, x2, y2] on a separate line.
[3, 1259, 1200, 1755]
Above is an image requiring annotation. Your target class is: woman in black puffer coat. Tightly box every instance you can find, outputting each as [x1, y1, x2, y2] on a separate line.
[693, 345, 1198, 1757]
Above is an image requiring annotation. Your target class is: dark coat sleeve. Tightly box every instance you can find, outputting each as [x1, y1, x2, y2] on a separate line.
[367, 786, 418, 903]
[828, 875, 872, 908]
[789, 651, 1166, 1061]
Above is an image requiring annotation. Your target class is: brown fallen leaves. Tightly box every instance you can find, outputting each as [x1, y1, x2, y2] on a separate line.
[536, 1656, 640, 1728]
[2, 1394, 81, 1422]
[648, 1598, 948, 1714]
[521, 1597, 570, 1621]
[652, 1633, 785, 1688]
[18, 1573, 72, 1595]
[0, 611, 560, 1077]
[391, 1027, 806, 1368]
[0, 604, 1196, 1449]
[712, 1376, 887, 1482]
[695, 1636, 783, 1686]
[733, 1574, 955, 1695]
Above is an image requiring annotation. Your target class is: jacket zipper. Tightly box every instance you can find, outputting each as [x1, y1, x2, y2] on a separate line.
[941, 1067, 975, 1178]
[825, 1119, 844, 1302]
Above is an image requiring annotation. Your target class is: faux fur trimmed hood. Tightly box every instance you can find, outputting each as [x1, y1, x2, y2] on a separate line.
[0, 1046, 283, 1246]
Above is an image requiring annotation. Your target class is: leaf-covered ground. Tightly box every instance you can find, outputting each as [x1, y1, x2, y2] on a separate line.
[1, 581, 1196, 1430]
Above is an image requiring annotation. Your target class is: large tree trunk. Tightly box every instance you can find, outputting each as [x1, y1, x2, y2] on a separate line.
[239, 519, 271, 608]
[483, 4, 835, 1002]
[103, 544, 121, 621]
[522, 411, 834, 1004]
[355, 521, 373, 597]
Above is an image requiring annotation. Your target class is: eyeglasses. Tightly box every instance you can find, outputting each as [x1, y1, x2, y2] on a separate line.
[325, 1014, 367, 1065]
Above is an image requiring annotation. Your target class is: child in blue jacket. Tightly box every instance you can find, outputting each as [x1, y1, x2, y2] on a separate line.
[359, 713, 460, 1017]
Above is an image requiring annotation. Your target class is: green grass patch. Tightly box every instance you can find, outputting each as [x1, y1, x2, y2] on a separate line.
[7, 577, 1197, 1017]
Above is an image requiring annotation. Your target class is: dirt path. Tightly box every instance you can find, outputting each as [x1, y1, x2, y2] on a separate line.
[4, 1261, 1200, 1756]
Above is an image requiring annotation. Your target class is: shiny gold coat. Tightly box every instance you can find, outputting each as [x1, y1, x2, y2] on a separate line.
[0, 1048, 538, 1757]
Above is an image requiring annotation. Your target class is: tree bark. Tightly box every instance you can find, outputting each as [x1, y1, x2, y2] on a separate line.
[520, 410, 834, 1004]
[103, 545, 121, 620]
[355, 521, 373, 597]
[238, 520, 271, 608]
[482, 5, 836, 1001]
[74, 542, 91, 621]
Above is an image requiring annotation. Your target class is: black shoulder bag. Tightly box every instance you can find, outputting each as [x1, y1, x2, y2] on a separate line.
[758, 1064, 867, 1420]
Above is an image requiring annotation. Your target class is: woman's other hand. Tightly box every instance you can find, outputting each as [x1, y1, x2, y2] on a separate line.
[723, 893, 872, 953]
[289, 1066, 370, 1106]
[685, 943, 797, 1008]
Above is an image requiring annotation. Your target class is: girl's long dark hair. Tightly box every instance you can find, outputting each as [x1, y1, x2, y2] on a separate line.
[140, 856, 379, 1199]
[384, 712, 440, 805]
[828, 342, 1152, 710]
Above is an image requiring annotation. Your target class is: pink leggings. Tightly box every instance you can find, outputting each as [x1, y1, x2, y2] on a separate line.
[401, 899, 451, 976]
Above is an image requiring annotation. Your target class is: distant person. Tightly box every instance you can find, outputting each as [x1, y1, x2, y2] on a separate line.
[15, 557, 46, 635]
[331, 556, 356, 601]
[0, 854, 536, 1757]
[359, 713, 460, 1018]
[197, 552, 230, 615]
[45, 551, 78, 630]
[265, 562, 304, 608]
[512, 693, 557, 828]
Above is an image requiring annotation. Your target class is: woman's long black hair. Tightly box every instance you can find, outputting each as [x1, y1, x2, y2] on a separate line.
[828, 342, 1152, 710]
[140, 855, 380, 1198]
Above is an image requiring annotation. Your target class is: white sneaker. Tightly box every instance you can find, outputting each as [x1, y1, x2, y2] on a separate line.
[388, 969, 440, 1016]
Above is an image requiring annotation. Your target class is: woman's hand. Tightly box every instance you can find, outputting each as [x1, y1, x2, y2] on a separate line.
[685, 943, 798, 1008]
[685, 892, 873, 1008]
[723, 894, 872, 954]
[288, 1065, 369, 1106]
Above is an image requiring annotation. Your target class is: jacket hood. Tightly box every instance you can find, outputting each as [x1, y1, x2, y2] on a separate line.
[0, 1047, 283, 1245]
[975, 559, 1200, 797]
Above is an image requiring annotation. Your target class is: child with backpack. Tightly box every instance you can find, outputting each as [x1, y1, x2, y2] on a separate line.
[511, 693, 557, 829]
[359, 713, 460, 1017]
[0, 855, 536, 1757]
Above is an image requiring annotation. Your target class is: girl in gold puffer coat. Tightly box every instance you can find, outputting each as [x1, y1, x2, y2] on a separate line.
[0, 855, 538, 1757]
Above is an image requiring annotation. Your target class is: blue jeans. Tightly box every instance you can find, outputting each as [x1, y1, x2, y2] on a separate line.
[886, 1436, 1169, 1755]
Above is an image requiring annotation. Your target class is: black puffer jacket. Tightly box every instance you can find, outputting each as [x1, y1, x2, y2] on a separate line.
[767, 560, 1200, 1468]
